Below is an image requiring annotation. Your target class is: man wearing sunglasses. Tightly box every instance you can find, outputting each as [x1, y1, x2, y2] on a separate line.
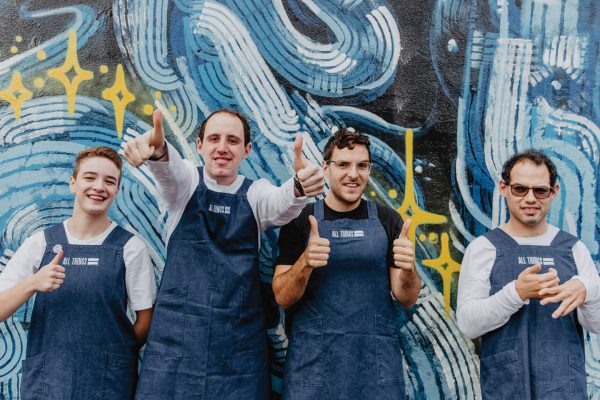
[273, 128, 420, 399]
[457, 149, 600, 399]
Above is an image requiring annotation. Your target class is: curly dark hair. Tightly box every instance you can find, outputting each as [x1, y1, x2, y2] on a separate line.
[501, 149, 558, 186]
[322, 128, 371, 162]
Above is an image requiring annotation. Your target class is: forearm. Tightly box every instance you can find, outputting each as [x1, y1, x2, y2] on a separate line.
[456, 280, 525, 339]
[273, 257, 313, 309]
[146, 142, 195, 210]
[390, 267, 421, 308]
[133, 308, 153, 348]
[0, 277, 37, 322]
[249, 179, 308, 231]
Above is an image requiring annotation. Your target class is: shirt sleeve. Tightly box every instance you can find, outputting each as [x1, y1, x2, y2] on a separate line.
[572, 241, 600, 333]
[456, 236, 528, 339]
[0, 232, 46, 291]
[247, 177, 310, 231]
[146, 141, 198, 236]
[123, 236, 157, 311]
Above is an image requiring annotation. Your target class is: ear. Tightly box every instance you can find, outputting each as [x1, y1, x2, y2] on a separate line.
[499, 180, 508, 198]
[69, 176, 76, 194]
[243, 142, 252, 158]
[550, 183, 560, 199]
[196, 137, 203, 153]
[323, 160, 330, 179]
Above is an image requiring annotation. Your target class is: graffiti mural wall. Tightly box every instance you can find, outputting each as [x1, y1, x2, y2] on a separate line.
[0, 0, 598, 398]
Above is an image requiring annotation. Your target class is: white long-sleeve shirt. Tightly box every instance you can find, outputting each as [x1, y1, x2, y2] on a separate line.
[457, 225, 600, 339]
[147, 142, 309, 240]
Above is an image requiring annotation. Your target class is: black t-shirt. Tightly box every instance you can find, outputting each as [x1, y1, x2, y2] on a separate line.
[276, 199, 404, 267]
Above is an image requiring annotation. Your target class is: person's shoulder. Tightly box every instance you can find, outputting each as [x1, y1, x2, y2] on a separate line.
[464, 234, 495, 254]
[374, 201, 402, 221]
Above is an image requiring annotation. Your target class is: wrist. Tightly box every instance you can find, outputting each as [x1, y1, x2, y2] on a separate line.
[149, 144, 168, 161]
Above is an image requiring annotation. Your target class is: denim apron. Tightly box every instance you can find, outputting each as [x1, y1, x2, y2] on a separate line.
[136, 168, 269, 399]
[283, 200, 405, 399]
[21, 223, 138, 400]
[480, 228, 586, 400]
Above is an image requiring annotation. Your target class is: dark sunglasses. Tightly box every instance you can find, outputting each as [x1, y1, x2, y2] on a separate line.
[509, 184, 554, 199]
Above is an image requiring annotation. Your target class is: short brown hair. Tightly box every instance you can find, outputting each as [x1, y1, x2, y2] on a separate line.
[73, 146, 123, 184]
[322, 128, 371, 162]
[198, 109, 251, 145]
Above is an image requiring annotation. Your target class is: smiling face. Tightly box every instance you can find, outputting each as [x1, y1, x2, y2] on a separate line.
[324, 144, 370, 212]
[196, 112, 251, 185]
[70, 156, 120, 218]
[499, 160, 559, 236]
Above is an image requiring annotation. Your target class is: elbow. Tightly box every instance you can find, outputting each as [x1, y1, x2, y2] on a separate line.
[456, 309, 479, 340]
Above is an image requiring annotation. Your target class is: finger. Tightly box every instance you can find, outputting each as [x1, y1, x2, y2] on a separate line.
[149, 109, 165, 148]
[552, 297, 575, 318]
[296, 164, 319, 182]
[308, 215, 320, 238]
[50, 250, 64, 265]
[538, 269, 558, 281]
[55, 272, 66, 279]
[309, 260, 328, 268]
[540, 291, 567, 305]
[399, 219, 411, 239]
[521, 263, 542, 275]
[308, 253, 329, 261]
[393, 254, 414, 263]
[293, 135, 306, 172]
[56, 266, 65, 273]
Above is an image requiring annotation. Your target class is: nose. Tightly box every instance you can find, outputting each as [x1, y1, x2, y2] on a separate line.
[524, 188, 537, 202]
[216, 137, 228, 151]
[347, 164, 359, 178]
[92, 179, 105, 191]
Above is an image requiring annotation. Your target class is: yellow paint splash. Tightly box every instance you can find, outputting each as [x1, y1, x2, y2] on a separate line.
[102, 64, 136, 139]
[47, 29, 94, 114]
[422, 233, 461, 316]
[0, 72, 33, 119]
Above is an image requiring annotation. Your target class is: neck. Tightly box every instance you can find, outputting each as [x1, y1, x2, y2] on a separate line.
[205, 170, 238, 186]
[68, 211, 112, 240]
[324, 194, 361, 213]
[502, 219, 549, 237]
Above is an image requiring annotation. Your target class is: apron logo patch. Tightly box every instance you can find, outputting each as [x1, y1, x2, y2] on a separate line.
[62, 257, 99, 266]
[209, 204, 231, 214]
[517, 256, 554, 266]
[331, 230, 365, 238]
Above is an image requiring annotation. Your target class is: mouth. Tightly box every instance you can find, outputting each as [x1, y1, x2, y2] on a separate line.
[213, 156, 232, 166]
[87, 194, 107, 203]
[343, 182, 360, 189]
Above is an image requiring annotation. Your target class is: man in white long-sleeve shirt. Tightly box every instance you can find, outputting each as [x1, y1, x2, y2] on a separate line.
[457, 149, 600, 400]
[123, 109, 324, 399]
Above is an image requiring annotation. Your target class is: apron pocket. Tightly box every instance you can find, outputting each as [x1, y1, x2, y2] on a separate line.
[374, 315, 403, 385]
[568, 353, 587, 397]
[136, 352, 182, 399]
[480, 349, 521, 399]
[287, 316, 323, 387]
[101, 353, 137, 400]
[20, 353, 45, 400]
[147, 286, 187, 355]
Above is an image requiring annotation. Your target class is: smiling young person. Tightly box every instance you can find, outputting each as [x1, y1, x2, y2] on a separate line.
[123, 109, 324, 399]
[457, 149, 600, 399]
[0, 146, 156, 399]
[273, 128, 421, 399]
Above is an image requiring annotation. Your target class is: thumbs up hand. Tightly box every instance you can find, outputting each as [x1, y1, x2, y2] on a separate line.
[303, 215, 330, 268]
[392, 219, 414, 270]
[293, 136, 324, 198]
[124, 109, 168, 167]
[32, 250, 66, 292]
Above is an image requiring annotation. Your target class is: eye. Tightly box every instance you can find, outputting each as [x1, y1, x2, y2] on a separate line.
[208, 136, 219, 142]
[228, 137, 240, 145]
[337, 161, 350, 169]
[357, 162, 371, 171]
[511, 185, 529, 196]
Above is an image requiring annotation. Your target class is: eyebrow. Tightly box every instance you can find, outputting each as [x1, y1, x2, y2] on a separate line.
[82, 172, 119, 181]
